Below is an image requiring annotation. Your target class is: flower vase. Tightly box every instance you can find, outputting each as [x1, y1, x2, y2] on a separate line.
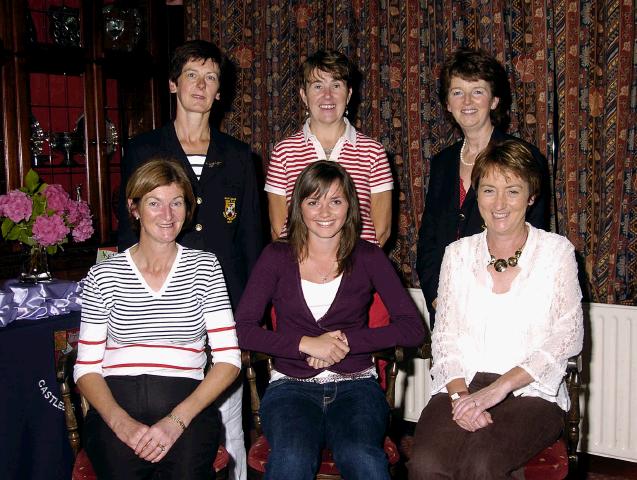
[20, 245, 52, 283]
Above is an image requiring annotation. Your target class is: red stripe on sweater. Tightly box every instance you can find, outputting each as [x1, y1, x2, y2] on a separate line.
[79, 339, 107, 345]
[207, 326, 236, 333]
[212, 346, 240, 352]
[105, 343, 204, 353]
[103, 363, 198, 370]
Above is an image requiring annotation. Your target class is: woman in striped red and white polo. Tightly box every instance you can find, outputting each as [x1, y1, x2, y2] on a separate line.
[265, 49, 393, 248]
[74, 158, 240, 479]
[265, 49, 394, 331]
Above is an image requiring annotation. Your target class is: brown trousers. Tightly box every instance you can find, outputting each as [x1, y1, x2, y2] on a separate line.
[407, 373, 563, 480]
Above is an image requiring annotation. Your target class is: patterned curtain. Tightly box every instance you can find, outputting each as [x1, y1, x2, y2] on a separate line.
[553, 1, 637, 305]
[184, 0, 636, 305]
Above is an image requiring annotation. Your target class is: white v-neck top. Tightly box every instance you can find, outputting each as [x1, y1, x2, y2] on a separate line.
[270, 274, 376, 383]
[301, 275, 343, 320]
[74, 245, 240, 382]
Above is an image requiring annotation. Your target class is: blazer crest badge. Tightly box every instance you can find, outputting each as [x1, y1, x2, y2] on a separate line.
[223, 197, 237, 223]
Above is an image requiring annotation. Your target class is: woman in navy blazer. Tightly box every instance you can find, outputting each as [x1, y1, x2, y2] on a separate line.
[416, 48, 550, 328]
[117, 40, 262, 480]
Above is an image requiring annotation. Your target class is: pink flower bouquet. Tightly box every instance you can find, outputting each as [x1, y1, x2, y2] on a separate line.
[0, 169, 94, 254]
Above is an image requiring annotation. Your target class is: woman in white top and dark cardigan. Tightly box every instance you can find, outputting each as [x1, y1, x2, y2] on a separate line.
[408, 140, 583, 479]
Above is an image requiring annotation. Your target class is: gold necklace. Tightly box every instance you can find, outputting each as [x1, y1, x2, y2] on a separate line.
[487, 231, 528, 273]
[488, 248, 523, 272]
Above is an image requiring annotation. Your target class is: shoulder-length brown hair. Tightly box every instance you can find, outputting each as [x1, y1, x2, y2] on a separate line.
[286, 161, 361, 274]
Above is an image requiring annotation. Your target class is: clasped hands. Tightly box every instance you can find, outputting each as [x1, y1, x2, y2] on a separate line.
[451, 383, 507, 432]
[111, 412, 185, 463]
[299, 330, 349, 369]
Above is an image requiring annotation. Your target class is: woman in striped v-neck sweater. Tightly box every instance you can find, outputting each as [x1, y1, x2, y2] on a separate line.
[74, 159, 240, 479]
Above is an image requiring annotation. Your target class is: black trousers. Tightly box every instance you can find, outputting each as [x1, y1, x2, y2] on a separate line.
[408, 372, 564, 480]
[84, 375, 220, 480]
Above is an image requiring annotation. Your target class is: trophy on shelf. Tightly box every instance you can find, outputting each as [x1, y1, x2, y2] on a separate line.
[49, 6, 81, 47]
[29, 114, 50, 167]
[74, 114, 119, 158]
[102, 5, 142, 52]
[50, 131, 79, 166]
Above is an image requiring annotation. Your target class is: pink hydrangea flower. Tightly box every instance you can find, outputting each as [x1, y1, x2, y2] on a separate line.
[71, 217, 94, 242]
[44, 184, 70, 214]
[0, 193, 8, 217]
[0, 190, 33, 223]
[32, 214, 70, 247]
[67, 199, 91, 225]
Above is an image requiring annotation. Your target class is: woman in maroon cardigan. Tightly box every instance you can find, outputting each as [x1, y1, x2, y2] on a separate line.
[236, 161, 424, 480]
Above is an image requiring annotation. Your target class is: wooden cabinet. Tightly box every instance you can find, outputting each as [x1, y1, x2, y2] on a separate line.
[0, 0, 174, 279]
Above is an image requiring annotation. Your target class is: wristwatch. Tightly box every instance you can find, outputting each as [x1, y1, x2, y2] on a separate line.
[450, 391, 467, 401]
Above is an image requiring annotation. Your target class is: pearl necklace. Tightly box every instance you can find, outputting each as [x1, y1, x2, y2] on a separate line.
[459, 138, 475, 167]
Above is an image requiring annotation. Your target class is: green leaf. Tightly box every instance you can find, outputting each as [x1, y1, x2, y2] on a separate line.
[24, 236, 36, 247]
[6, 224, 22, 241]
[32, 196, 47, 217]
[47, 245, 57, 255]
[18, 231, 33, 245]
[24, 169, 42, 194]
[1, 218, 14, 239]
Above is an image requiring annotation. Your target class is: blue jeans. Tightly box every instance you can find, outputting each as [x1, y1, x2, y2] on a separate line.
[260, 378, 390, 480]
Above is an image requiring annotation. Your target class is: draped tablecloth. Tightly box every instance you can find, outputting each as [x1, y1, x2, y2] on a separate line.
[0, 278, 82, 480]
[0, 279, 82, 327]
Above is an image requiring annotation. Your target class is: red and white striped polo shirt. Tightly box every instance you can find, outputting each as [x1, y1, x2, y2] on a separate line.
[265, 119, 393, 243]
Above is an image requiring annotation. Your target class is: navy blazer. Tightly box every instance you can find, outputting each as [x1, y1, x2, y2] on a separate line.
[117, 122, 263, 308]
[416, 129, 551, 326]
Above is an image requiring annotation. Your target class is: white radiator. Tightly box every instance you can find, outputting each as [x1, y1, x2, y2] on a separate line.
[396, 292, 637, 462]
[583, 303, 637, 462]
[395, 289, 432, 423]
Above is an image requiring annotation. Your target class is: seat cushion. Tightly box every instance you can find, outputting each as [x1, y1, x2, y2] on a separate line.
[72, 444, 229, 479]
[72, 450, 95, 480]
[524, 439, 569, 480]
[247, 435, 400, 474]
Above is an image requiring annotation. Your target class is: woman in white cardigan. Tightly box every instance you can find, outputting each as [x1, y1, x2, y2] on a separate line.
[408, 140, 583, 479]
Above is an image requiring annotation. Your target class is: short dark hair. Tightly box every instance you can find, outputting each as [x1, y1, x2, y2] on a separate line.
[286, 161, 361, 275]
[439, 47, 512, 130]
[169, 40, 225, 84]
[126, 157, 196, 234]
[471, 140, 542, 200]
[300, 49, 353, 89]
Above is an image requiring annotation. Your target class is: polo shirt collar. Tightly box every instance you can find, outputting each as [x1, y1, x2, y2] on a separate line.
[303, 118, 357, 147]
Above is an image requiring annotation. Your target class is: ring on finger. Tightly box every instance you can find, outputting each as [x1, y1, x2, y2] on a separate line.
[159, 443, 166, 452]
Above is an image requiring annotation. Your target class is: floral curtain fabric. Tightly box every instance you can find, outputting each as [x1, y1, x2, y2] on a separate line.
[184, 0, 636, 305]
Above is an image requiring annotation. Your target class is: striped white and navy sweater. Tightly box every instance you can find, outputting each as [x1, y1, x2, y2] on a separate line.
[74, 245, 240, 382]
